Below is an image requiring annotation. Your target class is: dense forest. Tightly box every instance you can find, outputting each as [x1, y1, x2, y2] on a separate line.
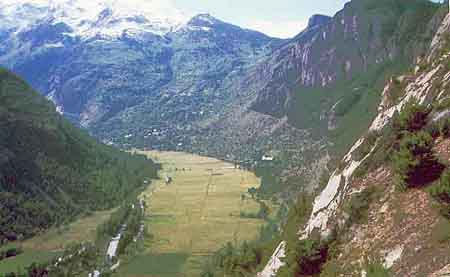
[0, 68, 160, 244]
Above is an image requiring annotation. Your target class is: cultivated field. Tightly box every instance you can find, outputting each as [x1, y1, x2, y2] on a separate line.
[118, 151, 264, 277]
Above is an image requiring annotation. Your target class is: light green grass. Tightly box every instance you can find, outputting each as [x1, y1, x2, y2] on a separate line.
[21, 209, 114, 252]
[0, 251, 60, 275]
[129, 151, 265, 277]
[117, 253, 189, 277]
[0, 210, 114, 276]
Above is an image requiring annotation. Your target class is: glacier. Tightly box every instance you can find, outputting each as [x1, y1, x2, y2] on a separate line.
[0, 0, 191, 39]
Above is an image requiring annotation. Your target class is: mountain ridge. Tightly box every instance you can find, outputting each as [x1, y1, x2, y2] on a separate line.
[0, 1, 289, 40]
[0, 0, 190, 38]
[177, 0, 443, 201]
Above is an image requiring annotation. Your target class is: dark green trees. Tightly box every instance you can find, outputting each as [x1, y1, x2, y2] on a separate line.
[0, 68, 159, 244]
[391, 101, 445, 187]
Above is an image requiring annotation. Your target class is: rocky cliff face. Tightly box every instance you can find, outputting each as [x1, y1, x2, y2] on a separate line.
[248, 0, 437, 119]
[259, 5, 450, 277]
[189, 0, 441, 197]
[301, 3, 450, 242]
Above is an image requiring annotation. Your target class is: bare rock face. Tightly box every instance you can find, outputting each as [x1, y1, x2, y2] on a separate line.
[248, 0, 422, 119]
[431, 264, 450, 277]
[260, 5, 450, 275]
[257, 241, 287, 277]
[429, 13, 450, 63]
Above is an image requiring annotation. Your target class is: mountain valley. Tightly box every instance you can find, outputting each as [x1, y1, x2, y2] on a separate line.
[2, 0, 450, 276]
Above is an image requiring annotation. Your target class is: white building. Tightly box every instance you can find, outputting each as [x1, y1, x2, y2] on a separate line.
[106, 234, 121, 259]
[88, 270, 100, 277]
[262, 155, 274, 161]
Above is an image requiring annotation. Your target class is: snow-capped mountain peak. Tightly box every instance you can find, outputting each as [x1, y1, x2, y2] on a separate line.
[189, 14, 219, 26]
[0, 0, 191, 38]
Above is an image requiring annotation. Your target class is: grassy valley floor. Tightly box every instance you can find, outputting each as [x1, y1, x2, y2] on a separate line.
[117, 151, 265, 277]
[0, 210, 114, 275]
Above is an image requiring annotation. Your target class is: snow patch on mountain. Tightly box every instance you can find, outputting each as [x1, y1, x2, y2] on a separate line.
[193, 14, 217, 25]
[46, 90, 63, 114]
[0, 0, 191, 39]
[43, 42, 64, 48]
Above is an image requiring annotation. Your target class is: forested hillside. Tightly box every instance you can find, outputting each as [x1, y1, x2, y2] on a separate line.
[0, 68, 160, 244]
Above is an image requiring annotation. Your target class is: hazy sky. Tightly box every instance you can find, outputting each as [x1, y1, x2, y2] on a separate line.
[173, 0, 350, 38]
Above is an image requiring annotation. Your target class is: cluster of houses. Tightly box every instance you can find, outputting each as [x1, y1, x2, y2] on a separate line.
[143, 128, 164, 139]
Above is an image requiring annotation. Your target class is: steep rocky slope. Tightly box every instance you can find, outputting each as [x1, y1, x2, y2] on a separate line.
[187, 0, 443, 197]
[259, 7, 450, 277]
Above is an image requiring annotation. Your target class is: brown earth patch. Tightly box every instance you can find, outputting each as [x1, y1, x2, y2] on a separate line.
[333, 166, 450, 276]
[435, 138, 450, 164]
